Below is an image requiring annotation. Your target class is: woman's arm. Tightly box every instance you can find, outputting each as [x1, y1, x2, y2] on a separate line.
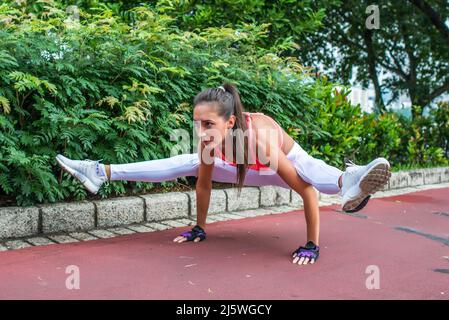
[195, 142, 215, 230]
[256, 134, 320, 246]
[173, 142, 215, 243]
[195, 171, 214, 229]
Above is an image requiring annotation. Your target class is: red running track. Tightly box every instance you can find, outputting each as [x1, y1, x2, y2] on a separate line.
[0, 188, 448, 299]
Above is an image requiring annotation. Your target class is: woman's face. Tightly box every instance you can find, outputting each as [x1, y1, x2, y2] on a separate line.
[193, 103, 235, 149]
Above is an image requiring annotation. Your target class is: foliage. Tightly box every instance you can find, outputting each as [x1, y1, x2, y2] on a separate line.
[0, 1, 446, 206]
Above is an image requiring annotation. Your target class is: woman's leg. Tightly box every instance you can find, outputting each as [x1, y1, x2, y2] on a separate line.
[288, 142, 343, 194]
[287, 141, 391, 212]
[210, 142, 333, 190]
[55, 153, 200, 194]
[209, 142, 343, 192]
[108, 153, 294, 188]
[57, 146, 340, 194]
[210, 157, 292, 188]
[106, 147, 343, 193]
[109, 153, 200, 182]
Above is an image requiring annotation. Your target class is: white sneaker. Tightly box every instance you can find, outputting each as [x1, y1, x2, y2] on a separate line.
[55, 154, 108, 194]
[340, 157, 391, 212]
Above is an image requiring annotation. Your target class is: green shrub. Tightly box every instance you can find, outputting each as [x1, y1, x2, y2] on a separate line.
[0, 1, 322, 205]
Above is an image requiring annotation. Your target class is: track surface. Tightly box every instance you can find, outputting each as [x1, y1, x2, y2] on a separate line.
[1, 188, 448, 299]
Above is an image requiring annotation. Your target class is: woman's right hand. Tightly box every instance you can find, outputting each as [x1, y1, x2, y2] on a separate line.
[173, 225, 206, 243]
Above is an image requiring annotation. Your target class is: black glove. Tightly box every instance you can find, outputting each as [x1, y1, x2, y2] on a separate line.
[292, 241, 320, 261]
[179, 225, 206, 242]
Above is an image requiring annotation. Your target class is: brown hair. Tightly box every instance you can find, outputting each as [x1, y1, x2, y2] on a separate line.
[193, 83, 248, 197]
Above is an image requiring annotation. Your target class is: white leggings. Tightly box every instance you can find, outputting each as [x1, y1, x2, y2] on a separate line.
[110, 142, 343, 194]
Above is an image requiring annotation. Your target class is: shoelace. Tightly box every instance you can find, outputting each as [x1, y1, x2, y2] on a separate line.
[78, 159, 104, 176]
[344, 159, 361, 176]
[339, 159, 362, 195]
[345, 159, 358, 167]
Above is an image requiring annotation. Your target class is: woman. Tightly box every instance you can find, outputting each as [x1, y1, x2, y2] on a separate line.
[55, 83, 391, 266]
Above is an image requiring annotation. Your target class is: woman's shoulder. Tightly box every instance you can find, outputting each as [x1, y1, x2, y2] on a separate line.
[248, 112, 276, 127]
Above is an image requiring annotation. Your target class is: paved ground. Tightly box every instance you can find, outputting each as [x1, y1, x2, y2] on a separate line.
[0, 188, 448, 300]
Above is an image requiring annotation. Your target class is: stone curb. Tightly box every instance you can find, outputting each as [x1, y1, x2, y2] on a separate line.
[1, 167, 448, 244]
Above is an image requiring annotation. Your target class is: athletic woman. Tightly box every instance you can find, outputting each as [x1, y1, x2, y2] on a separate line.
[55, 83, 391, 266]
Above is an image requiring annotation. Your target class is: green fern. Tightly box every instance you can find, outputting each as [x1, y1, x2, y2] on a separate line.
[0, 96, 10, 114]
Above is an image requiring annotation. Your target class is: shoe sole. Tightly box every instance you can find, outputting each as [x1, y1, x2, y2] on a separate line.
[56, 156, 100, 194]
[342, 161, 391, 212]
[345, 195, 371, 213]
[342, 193, 370, 212]
[359, 162, 391, 194]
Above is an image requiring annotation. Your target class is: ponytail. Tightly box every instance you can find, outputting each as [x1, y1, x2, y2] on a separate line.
[222, 83, 248, 197]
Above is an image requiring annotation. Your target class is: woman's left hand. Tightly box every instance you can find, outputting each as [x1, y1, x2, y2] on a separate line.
[292, 241, 320, 265]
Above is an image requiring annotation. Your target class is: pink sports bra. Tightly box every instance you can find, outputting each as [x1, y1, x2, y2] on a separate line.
[215, 112, 284, 171]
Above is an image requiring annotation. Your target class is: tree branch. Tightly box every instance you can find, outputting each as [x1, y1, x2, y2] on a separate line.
[407, 0, 449, 44]
[428, 79, 449, 103]
[374, 56, 408, 80]
[385, 51, 408, 79]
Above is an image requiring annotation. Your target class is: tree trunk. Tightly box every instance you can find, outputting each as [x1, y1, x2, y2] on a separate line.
[362, 29, 386, 113]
